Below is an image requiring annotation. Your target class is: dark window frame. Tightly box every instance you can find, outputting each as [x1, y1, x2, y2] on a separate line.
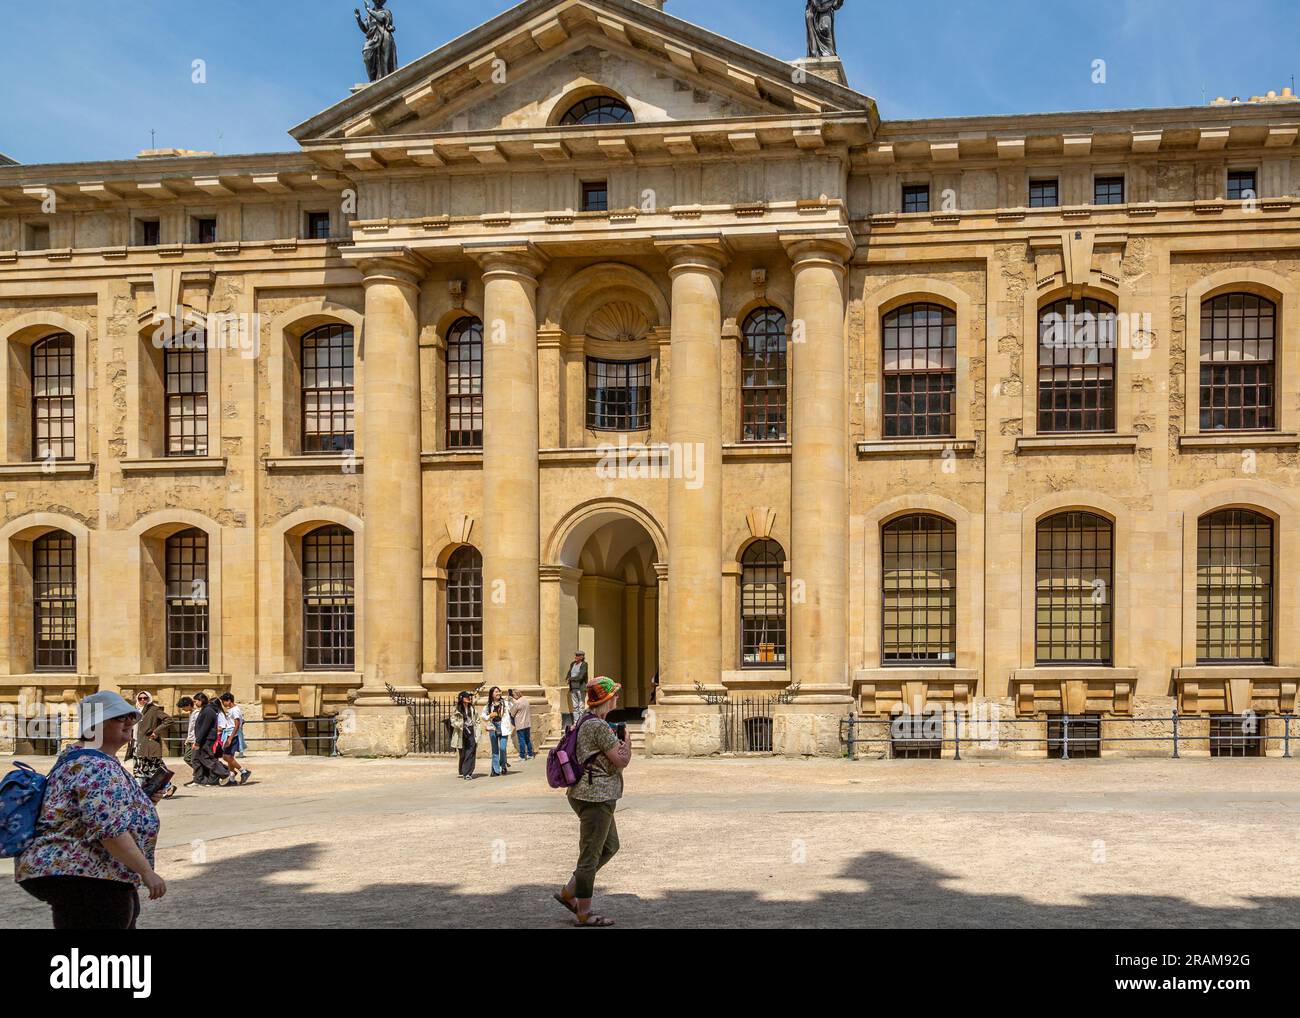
[740, 307, 788, 442]
[193, 217, 218, 245]
[1227, 170, 1257, 202]
[586, 357, 652, 432]
[165, 528, 210, 672]
[740, 540, 787, 669]
[305, 211, 332, 240]
[1034, 511, 1114, 666]
[559, 96, 634, 125]
[1037, 297, 1117, 434]
[302, 525, 355, 671]
[164, 341, 209, 457]
[1197, 509, 1274, 664]
[580, 180, 609, 213]
[300, 323, 355, 453]
[1093, 176, 1125, 205]
[882, 514, 958, 667]
[902, 184, 930, 214]
[446, 317, 484, 450]
[882, 302, 957, 439]
[31, 333, 75, 461]
[1199, 292, 1276, 432]
[446, 546, 483, 671]
[1029, 178, 1059, 208]
[33, 531, 76, 673]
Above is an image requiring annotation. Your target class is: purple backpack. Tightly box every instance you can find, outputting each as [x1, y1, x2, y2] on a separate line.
[546, 715, 602, 789]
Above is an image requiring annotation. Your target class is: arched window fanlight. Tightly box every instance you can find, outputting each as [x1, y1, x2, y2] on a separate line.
[559, 95, 633, 126]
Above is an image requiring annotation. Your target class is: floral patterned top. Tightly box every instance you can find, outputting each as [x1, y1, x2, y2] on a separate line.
[15, 746, 160, 887]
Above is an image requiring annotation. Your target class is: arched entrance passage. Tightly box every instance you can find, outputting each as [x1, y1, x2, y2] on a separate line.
[546, 501, 664, 712]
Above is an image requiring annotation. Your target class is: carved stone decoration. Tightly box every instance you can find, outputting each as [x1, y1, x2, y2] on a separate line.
[805, 0, 845, 58]
[446, 512, 474, 545]
[751, 267, 768, 296]
[586, 301, 651, 343]
[448, 279, 466, 307]
[746, 506, 777, 539]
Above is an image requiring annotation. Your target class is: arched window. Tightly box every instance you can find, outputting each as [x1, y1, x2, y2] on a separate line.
[741, 308, 788, 442]
[740, 540, 786, 668]
[31, 333, 75, 461]
[586, 358, 651, 431]
[559, 96, 633, 125]
[1035, 512, 1113, 664]
[1197, 509, 1273, 663]
[883, 303, 956, 438]
[446, 317, 484, 449]
[446, 546, 483, 670]
[165, 529, 209, 671]
[301, 324, 354, 453]
[33, 531, 76, 672]
[1037, 298, 1117, 433]
[303, 526, 355, 670]
[1200, 293, 1276, 431]
[882, 515, 957, 665]
[165, 343, 208, 457]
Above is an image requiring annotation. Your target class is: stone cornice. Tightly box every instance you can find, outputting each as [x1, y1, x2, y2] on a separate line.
[653, 232, 732, 274]
[344, 247, 433, 288]
[463, 240, 549, 279]
[781, 228, 855, 267]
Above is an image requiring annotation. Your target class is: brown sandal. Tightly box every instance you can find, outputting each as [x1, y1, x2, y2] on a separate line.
[574, 912, 615, 927]
[553, 890, 579, 916]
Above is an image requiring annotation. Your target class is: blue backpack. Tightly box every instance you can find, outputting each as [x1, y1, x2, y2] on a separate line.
[0, 749, 103, 859]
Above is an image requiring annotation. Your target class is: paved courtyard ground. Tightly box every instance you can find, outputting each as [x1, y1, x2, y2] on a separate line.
[3, 753, 1299, 929]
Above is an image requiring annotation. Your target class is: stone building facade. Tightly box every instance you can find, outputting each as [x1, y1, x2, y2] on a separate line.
[1, 0, 1298, 756]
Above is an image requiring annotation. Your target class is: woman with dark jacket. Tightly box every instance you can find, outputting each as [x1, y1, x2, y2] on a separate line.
[128, 692, 175, 799]
[448, 691, 480, 780]
[190, 695, 234, 787]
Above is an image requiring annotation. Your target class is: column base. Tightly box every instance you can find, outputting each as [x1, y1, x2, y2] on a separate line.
[336, 704, 411, 756]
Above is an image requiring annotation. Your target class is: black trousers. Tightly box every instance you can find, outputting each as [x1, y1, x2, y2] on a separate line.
[191, 744, 230, 784]
[458, 737, 477, 777]
[21, 876, 140, 930]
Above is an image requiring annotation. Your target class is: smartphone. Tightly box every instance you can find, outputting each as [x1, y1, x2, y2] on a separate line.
[611, 722, 628, 742]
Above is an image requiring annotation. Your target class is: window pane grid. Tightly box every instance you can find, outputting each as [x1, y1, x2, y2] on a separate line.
[741, 541, 786, 667]
[165, 347, 209, 456]
[1227, 171, 1256, 201]
[1094, 176, 1125, 205]
[446, 318, 484, 449]
[586, 358, 651, 431]
[560, 97, 633, 125]
[165, 529, 209, 671]
[32, 334, 75, 461]
[883, 302, 956, 438]
[1197, 510, 1273, 663]
[303, 526, 355, 670]
[882, 515, 957, 665]
[446, 547, 483, 671]
[1038, 298, 1116, 433]
[1035, 512, 1114, 664]
[1029, 179, 1059, 207]
[902, 185, 930, 213]
[301, 324, 355, 453]
[741, 308, 788, 442]
[34, 532, 76, 672]
[1199, 293, 1276, 431]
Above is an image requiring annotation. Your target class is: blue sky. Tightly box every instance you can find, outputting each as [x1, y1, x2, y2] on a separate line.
[2, 0, 1296, 165]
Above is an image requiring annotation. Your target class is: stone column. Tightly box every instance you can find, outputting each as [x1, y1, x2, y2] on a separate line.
[353, 253, 428, 710]
[785, 234, 853, 698]
[473, 243, 547, 694]
[655, 238, 728, 699]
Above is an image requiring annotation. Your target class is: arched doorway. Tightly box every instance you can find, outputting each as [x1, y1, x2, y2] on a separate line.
[548, 503, 664, 714]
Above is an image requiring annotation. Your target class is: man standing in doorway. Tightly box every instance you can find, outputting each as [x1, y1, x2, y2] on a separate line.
[562, 650, 588, 729]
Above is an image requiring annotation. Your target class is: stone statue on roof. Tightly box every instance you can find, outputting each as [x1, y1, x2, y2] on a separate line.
[355, 0, 398, 82]
[806, 0, 845, 58]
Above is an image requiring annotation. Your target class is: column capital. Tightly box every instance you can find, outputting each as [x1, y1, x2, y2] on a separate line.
[347, 247, 432, 290]
[653, 232, 731, 278]
[464, 241, 548, 281]
[780, 229, 855, 272]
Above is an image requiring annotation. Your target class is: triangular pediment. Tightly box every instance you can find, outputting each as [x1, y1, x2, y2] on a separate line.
[290, 0, 876, 144]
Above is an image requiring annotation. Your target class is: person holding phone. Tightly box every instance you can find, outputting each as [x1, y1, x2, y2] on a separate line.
[16, 691, 167, 929]
[480, 686, 513, 776]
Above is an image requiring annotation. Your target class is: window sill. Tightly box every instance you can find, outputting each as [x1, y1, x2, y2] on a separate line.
[1173, 665, 1300, 682]
[1016, 434, 1138, 453]
[256, 672, 361, 687]
[856, 438, 976, 457]
[263, 454, 361, 473]
[0, 461, 94, 479]
[421, 450, 483, 467]
[721, 669, 792, 688]
[128, 672, 231, 685]
[1013, 666, 1138, 682]
[120, 456, 227, 475]
[3, 673, 98, 688]
[724, 441, 792, 461]
[1179, 432, 1299, 450]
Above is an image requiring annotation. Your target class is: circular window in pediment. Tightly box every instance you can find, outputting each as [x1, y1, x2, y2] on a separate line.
[586, 301, 651, 343]
[560, 95, 634, 125]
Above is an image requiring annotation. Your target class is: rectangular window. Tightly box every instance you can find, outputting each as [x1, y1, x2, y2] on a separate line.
[1035, 513, 1113, 665]
[1197, 510, 1273, 663]
[193, 217, 218, 244]
[890, 717, 943, 759]
[581, 181, 608, 213]
[586, 358, 651, 431]
[136, 219, 161, 246]
[1029, 179, 1059, 207]
[165, 347, 209, 456]
[902, 184, 930, 214]
[1209, 715, 1265, 757]
[1227, 170, 1257, 202]
[882, 516, 957, 666]
[1047, 714, 1102, 759]
[305, 211, 331, 239]
[1093, 176, 1125, 205]
[26, 223, 50, 251]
